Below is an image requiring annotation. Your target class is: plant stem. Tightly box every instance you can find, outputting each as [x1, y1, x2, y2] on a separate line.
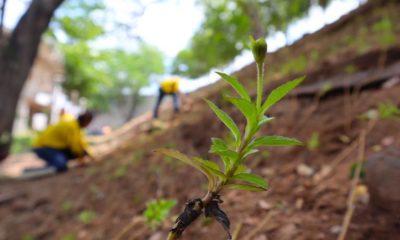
[166, 127, 255, 240]
[167, 55, 266, 240]
[256, 62, 264, 110]
[167, 232, 178, 240]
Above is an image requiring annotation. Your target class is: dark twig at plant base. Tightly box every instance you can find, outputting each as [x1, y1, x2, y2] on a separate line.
[168, 193, 230, 240]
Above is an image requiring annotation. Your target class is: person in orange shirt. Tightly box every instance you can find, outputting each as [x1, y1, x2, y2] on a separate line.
[153, 77, 181, 119]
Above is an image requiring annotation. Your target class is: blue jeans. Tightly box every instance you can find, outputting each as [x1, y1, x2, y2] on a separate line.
[32, 147, 75, 172]
[153, 88, 180, 118]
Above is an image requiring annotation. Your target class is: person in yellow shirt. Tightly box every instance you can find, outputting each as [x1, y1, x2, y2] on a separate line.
[30, 111, 94, 172]
[153, 77, 181, 119]
[59, 108, 75, 121]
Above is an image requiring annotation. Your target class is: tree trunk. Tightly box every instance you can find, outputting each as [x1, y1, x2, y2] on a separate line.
[0, 0, 7, 39]
[0, 0, 65, 161]
[125, 91, 141, 122]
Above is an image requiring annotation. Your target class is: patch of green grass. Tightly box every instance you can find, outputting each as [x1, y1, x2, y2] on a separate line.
[131, 150, 144, 163]
[62, 200, 74, 212]
[89, 184, 100, 194]
[281, 55, 307, 75]
[344, 64, 357, 74]
[22, 234, 35, 240]
[132, 195, 143, 205]
[11, 135, 33, 154]
[113, 165, 128, 179]
[78, 210, 96, 224]
[61, 234, 76, 240]
[310, 50, 320, 62]
[144, 199, 176, 229]
[350, 162, 366, 180]
[341, 34, 354, 45]
[307, 132, 320, 151]
[86, 166, 97, 175]
[373, 17, 396, 48]
[378, 102, 400, 119]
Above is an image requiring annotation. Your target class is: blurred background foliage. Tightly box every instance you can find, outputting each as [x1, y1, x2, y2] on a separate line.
[172, 0, 334, 77]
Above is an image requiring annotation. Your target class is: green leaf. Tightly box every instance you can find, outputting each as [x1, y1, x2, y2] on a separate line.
[224, 183, 266, 192]
[210, 138, 229, 153]
[194, 157, 227, 180]
[157, 148, 199, 169]
[157, 149, 216, 189]
[210, 138, 238, 159]
[227, 98, 258, 133]
[252, 136, 302, 147]
[261, 76, 305, 114]
[216, 72, 251, 101]
[209, 138, 237, 171]
[234, 165, 249, 175]
[232, 173, 268, 189]
[243, 149, 259, 158]
[220, 156, 232, 172]
[205, 99, 241, 145]
[78, 210, 96, 224]
[258, 116, 274, 127]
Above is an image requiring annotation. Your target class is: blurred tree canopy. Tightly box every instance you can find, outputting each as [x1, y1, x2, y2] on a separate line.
[48, 0, 165, 112]
[172, 0, 333, 78]
[0, 0, 165, 159]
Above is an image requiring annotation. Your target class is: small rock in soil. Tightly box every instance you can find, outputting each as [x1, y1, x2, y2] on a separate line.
[372, 144, 382, 152]
[296, 164, 314, 177]
[317, 233, 326, 239]
[258, 200, 272, 210]
[254, 234, 269, 240]
[330, 225, 342, 235]
[275, 223, 298, 240]
[148, 232, 163, 240]
[312, 165, 331, 183]
[78, 230, 88, 238]
[366, 148, 400, 213]
[355, 184, 369, 204]
[383, 76, 400, 88]
[295, 198, 304, 210]
[261, 168, 274, 176]
[381, 136, 394, 146]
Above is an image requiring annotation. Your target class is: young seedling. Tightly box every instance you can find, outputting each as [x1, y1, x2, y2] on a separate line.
[158, 37, 304, 239]
[78, 210, 96, 225]
[144, 199, 177, 229]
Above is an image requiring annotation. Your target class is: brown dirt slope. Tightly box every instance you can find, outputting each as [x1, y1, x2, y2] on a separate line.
[1, 0, 400, 239]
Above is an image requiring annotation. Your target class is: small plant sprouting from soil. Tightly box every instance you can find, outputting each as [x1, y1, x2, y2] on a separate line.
[157, 37, 304, 239]
[61, 234, 76, 240]
[78, 210, 96, 224]
[144, 199, 177, 229]
[22, 234, 35, 240]
[113, 165, 128, 179]
[307, 132, 320, 151]
[360, 102, 400, 121]
[377, 102, 400, 120]
[62, 200, 74, 212]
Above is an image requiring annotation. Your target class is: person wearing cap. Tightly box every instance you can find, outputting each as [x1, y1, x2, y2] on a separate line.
[153, 77, 181, 119]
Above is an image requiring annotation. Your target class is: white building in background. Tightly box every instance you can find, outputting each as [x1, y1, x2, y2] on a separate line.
[13, 38, 80, 135]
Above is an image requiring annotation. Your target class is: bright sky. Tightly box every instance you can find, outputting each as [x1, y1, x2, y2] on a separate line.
[4, 0, 365, 95]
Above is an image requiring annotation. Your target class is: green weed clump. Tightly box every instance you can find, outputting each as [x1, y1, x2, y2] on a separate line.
[307, 132, 320, 151]
[78, 210, 96, 224]
[158, 37, 304, 239]
[144, 199, 177, 229]
[377, 102, 400, 120]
